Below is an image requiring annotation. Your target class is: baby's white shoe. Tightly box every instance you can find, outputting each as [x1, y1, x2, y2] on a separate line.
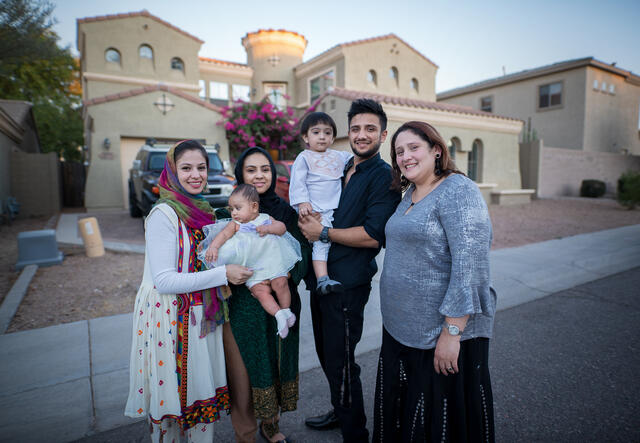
[275, 309, 290, 339]
[281, 308, 296, 328]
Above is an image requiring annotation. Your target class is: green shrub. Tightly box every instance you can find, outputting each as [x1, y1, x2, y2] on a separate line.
[580, 179, 606, 198]
[617, 171, 640, 209]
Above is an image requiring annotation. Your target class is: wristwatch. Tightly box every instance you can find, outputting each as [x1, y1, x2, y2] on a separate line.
[319, 226, 330, 243]
[443, 321, 462, 336]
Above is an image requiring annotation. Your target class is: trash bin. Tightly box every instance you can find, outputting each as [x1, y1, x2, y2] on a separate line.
[78, 217, 105, 257]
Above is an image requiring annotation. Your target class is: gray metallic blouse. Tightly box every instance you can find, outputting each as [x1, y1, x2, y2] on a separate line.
[379, 173, 496, 350]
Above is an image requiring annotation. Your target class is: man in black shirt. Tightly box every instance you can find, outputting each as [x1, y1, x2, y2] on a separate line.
[299, 99, 401, 442]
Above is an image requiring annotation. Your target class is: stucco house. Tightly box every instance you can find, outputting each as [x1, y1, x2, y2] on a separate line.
[78, 10, 528, 209]
[437, 58, 640, 197]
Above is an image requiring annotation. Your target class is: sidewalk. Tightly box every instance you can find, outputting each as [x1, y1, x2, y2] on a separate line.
[1, 221, 638, 442]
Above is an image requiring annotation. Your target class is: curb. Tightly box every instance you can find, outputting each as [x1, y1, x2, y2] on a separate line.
[0, 265, 38, 334]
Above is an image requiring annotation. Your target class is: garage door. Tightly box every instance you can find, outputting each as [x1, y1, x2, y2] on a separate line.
[119, 137, 147, 209]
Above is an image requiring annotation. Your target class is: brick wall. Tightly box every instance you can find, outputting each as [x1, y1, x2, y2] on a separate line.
[10, 151, 62, 217]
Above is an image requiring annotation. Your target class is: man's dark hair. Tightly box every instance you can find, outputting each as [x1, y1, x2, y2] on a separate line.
[230, 183, 259, 204]
[347, 98, 387, 131]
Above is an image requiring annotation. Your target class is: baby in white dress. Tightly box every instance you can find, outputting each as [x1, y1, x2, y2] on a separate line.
[199, 184, 301, 338]
[289, 112, 352, 295]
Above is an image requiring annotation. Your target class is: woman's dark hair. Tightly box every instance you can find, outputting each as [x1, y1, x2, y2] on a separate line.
[174, 140, 209, 168]
[230, 183, 259, 204]
[347, 98, 387, 131]
[300, 112, 337, 137]
[390, 121, 463, 192]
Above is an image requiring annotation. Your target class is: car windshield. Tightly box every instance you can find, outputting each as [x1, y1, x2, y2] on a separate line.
[148, 151, 223, 172]
[149, 152, 166, 171]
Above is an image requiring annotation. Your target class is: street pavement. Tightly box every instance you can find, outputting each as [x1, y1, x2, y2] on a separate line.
[74, 266, 640, 443]
[0, 219, 638, 442]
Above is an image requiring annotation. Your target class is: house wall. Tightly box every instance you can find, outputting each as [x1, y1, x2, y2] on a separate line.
[342, 38, 437, 102]
[79, 15, 202, 100]
[84, 92, 227, 209]
[583, 67, 640, 155]
[439, 67, 588, 150]
[520, 139, 640, 197]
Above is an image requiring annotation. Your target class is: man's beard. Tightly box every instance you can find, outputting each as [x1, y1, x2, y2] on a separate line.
[350, 138, 381, 160]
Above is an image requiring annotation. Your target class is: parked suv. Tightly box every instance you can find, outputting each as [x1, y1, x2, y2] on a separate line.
[129, 141, 234, 217]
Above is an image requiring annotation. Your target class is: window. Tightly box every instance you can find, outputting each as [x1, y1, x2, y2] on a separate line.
[601, 81, 607, 92]
[171, 57, 184, 72]
[198, 80, 206, 99]
[449, 137, 460, 160]
[390, 66, 399, 87]
[105, 48, 121, 63]
[139, 44, 153, 60]
[593, 79, 599, 90]
[210, 81, 229, 100]
[410, 78, 419, 93]
[468, 140, 482, 182]
[264, 83, 287, 109]
[232, 84, 250, 102]
[310, 69, 334, 103]
[367, 70, 377, 86]
[609, 84, 615, 95]
[480, 96, 493, 112]
[539, 82, 562, 108]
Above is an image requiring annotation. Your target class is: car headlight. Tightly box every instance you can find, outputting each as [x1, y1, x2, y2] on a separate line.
[220, 184, 234, 197]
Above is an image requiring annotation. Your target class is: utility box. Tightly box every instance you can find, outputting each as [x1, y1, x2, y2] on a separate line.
[15, 229, 64, 270]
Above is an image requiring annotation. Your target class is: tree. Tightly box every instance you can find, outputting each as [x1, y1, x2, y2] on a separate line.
[0, 0, 83, 161]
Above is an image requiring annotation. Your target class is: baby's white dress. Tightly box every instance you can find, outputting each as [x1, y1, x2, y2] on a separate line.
[199, 213, 301, 288]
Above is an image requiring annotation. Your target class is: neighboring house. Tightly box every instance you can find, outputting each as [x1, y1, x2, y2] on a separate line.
[437, 58, 640, 197]
[437, 57, 640, 155]
[78, 10, 528, 209]
[0, 100, 61, 216]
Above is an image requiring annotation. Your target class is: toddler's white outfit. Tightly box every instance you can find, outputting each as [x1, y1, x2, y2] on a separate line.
[289, 149, 353, 261]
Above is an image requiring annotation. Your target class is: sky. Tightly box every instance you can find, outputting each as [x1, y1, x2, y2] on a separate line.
[52, 0, 640, 93]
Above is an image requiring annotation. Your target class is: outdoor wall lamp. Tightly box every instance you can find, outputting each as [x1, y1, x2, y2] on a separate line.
[103, 138, 111, 150]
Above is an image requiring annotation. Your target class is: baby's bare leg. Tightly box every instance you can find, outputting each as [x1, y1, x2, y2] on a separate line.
[249, 281, 280, 316]
[270, 276, 291, 309]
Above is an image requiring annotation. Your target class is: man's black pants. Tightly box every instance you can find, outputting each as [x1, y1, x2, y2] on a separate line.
[310, 284, 371, 443]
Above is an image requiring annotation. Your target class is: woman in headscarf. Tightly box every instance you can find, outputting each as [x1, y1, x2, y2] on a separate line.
[125, 140, 253, 442]
[219, 147, 311, 443]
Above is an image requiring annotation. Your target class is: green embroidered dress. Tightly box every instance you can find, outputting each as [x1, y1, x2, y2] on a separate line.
[215, 207, 310, 419]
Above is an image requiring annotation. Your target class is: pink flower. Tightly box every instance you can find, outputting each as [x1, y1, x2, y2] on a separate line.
[224, 122, 236, 131]
[260, 136, 270, 143]
[308, 105, 316, 112]
[279, 144, 287, 150]
[287, 108, 294, 116]
[247, 110, 258, 120]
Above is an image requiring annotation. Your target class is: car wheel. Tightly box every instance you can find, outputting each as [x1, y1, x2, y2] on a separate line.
[129, 183, 142, 218]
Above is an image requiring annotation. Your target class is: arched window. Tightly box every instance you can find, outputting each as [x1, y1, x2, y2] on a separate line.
[410, 77, 419, 93]
[390, 66, 399, 87]
[468, 139, 483, 182]
[367, 69, 377, 86]
[449, 137, 460, 160]
[171, 57, 184, 72]
[139, 44, 153, 60]
[105, 48, 121, 64]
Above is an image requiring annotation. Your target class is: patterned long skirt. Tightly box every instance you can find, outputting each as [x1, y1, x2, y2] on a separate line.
[373, 328, 495, 443]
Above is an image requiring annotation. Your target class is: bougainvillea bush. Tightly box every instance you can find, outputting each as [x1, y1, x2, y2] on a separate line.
[218, 96, 305, 161]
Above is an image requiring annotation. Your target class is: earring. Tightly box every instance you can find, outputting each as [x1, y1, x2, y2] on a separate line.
[435, 153, 442, 176]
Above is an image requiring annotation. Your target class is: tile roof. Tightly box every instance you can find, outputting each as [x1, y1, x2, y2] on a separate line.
[199, 57, 249, 68]
[77, 10, 204, 44]
[300, 33, 438, 69]
[322, 87, 521, 122]
[83, 84, 222, 112]
[438, 57, 640, 99]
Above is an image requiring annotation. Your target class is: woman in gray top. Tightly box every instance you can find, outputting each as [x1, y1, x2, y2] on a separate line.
[373, 121, 496, 443]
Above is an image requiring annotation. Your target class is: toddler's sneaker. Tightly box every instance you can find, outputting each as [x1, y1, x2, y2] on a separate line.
[275, 309, 290, 339]
[317, 276, 343, 295]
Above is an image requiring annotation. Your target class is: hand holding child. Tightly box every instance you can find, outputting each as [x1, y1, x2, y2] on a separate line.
[205, 244, 218, 263]
[298, 202, 313, 217]
[256, 225, 270, 237]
